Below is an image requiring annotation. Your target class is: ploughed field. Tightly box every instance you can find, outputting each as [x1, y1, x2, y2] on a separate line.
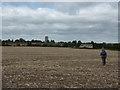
[2, 47, 118, 88]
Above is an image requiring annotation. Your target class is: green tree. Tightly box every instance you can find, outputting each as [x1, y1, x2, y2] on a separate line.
[51, 40, 55, 43]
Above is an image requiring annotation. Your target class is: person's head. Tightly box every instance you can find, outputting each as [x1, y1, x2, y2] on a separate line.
[102, 47, 105, 51]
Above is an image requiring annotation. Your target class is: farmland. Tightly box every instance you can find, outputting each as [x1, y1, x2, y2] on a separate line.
[2, 47, 118, 88]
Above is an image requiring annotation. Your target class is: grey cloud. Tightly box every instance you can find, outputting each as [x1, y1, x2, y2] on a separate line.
[2, 2, 118, 43]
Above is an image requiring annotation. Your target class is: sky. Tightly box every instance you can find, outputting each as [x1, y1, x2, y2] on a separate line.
[1, 2, 118, 43]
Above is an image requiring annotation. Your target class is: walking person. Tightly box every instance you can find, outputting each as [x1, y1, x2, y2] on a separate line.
[100, 47, 107, 66]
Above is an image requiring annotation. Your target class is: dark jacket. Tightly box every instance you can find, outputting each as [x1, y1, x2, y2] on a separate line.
[100, 50, 107, 57]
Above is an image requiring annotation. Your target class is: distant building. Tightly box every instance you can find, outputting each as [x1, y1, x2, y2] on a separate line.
[31, 42, 43, 46]
[45, 36, 49, 42]
[7, 42, 17, 46]
[79, 44, 93, 48]
[6, 42, 27, 46]
[56, 43, 64, 47]
[19, 43, 27, 46]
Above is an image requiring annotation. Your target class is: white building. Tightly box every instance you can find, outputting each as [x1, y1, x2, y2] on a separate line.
[79, 44, 93, 48]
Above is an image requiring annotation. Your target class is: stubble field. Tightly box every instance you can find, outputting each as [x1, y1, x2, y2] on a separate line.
[2, 47, 118, 88]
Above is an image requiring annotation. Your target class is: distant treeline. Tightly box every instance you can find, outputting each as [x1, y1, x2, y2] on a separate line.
[1, 38, 120, 51]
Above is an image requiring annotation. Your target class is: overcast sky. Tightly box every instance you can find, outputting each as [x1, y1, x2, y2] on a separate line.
[1, 2, 118, 43]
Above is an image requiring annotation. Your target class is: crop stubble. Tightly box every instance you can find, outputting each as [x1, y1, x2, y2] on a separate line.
[2, 47, 118, 88]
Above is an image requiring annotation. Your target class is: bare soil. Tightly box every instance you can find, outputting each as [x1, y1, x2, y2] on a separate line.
[2, 47, 119, 88]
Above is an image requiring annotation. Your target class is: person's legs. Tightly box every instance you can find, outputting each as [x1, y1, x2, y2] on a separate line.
[104, 57, 106, 65]
[102, 57, 106, 66]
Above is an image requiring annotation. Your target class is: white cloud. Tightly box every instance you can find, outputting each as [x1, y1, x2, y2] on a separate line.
[2, 2, 118, 43]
